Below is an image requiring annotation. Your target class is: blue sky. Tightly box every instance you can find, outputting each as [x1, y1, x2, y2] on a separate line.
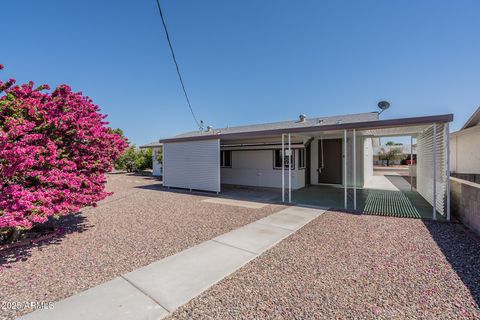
[2, 0, 479, 145]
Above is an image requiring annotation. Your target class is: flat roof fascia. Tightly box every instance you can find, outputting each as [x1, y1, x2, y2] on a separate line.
[159, 114, 454, 144]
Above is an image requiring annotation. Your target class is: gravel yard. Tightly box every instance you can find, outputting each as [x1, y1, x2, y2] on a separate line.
[171, 211, 480, 319]
[0, 173, 285, 320]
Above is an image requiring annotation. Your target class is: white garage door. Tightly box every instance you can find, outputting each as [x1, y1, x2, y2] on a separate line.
[163, 139, 220, 192]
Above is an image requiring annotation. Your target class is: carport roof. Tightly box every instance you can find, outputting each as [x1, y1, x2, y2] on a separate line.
[159, 113, 453, 143]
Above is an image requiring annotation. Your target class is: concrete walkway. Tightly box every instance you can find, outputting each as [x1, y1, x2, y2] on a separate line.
[19, 206, 324, 320]
[364, 174, 411, 192]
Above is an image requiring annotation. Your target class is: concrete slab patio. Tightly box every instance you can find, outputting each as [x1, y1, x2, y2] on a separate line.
[18, 206, 325, 320]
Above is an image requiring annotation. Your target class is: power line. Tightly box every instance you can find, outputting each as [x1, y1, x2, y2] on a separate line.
[155, 0, 201, 128]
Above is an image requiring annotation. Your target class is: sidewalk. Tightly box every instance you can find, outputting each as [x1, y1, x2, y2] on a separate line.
[19, 206, 324, 320]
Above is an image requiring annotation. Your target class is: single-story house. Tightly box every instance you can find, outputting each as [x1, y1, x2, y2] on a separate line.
[139, 141, 163, 176]
[450, 106, 480, 176]
[158, 111, 453, 220]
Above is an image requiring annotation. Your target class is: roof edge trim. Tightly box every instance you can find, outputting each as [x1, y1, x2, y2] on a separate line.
[160, 114, 454, 144]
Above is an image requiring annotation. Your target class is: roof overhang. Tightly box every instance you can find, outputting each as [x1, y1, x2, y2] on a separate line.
[139, 142, 163, 149]
[159, 114, 453, 144]
[461, 106, 480, 130]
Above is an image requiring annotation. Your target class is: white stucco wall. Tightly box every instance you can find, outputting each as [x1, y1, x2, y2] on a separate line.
[363, 138, 373, 186]
[220, 149, 305, 189]
[450, 126, 480, 174]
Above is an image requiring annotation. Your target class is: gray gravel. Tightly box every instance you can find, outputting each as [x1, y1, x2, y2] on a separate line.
[0, 174, 285, 320]
[170, 211, 480, 319]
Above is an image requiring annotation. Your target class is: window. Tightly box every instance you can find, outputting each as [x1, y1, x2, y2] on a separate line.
[220, 150, 232, 167]
[298, 148, 306, 169]
[273, 149, 294, 169]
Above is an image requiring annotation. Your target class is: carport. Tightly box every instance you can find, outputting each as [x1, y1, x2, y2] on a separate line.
[280, 120, 451, 220]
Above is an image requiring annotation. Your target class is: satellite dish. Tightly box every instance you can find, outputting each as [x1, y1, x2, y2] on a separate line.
[377, 101, 390, 114]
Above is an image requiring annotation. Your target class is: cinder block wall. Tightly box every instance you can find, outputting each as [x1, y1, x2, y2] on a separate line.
[451, 173, 480, 184]
[450, 177, 480, 236]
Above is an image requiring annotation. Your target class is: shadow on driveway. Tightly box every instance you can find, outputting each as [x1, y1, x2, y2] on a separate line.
[134, 184, 280, 205]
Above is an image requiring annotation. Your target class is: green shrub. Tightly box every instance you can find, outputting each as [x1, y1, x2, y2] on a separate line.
[115, 146, 153, 172]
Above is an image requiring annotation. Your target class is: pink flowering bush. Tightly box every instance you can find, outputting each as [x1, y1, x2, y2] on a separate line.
[0, 64, 128, 231]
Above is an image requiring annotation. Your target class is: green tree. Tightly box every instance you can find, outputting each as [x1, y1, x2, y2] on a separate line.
[379, 147, 403, 166]
[110, 128, 125, 138]
[119, 146, 138, 172]
[143, 148, 153, 169]
[386, 141, 403, 146]
[111, 128, 154, 172]
[115, 146, 153, 172]
[155, 148, 163, 164]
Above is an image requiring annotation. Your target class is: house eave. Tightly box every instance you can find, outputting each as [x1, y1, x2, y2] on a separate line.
[139, 142, 163, 149]
[159, 114, 454, 144]
[461, 106, 480, 130]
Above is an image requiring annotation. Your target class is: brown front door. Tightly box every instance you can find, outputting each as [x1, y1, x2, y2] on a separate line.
[318, 139, 342, 184]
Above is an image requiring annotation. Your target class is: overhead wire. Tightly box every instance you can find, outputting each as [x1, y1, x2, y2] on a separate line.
[155, 0, 201, 128]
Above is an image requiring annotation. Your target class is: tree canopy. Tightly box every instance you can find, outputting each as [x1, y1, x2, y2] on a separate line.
[0, 64, 128, 229]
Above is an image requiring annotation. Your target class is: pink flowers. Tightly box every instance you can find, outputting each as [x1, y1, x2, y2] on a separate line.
[0, 65, 128, 229]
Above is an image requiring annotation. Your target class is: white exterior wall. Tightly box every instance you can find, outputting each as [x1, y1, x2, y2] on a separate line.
[450, 126, 480, 174]
[163, 139, 220, 192]
[221, 149, 305, 189]
[363, 138, 373, 186]
[347, 134, 368, 187]
[152, 147, 162, 176]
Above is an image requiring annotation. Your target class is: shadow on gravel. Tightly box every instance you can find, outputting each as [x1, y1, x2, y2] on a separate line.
[423, 220, 480, 308]
[135, 184, 220, 199]
[134, 183, 165, 192]
[134, 184, 281, 204]
[0, 214, 90, 266]
[107, 171, 161, 178]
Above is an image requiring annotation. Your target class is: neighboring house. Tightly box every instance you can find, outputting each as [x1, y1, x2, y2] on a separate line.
[159, 111, 453, 218]
[373, 144, 417, 165]
[450, 106, 480, 175]
[449, 107, 480, 235]
[140, 141, 163, 176]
